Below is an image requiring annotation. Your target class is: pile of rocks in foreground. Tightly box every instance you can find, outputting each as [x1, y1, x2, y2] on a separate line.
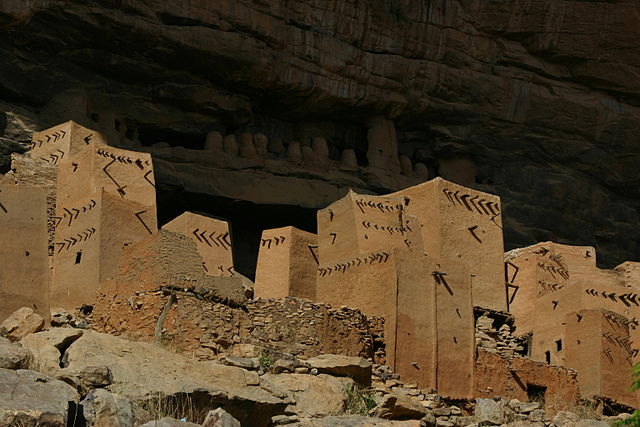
[0, 308, 632, 427]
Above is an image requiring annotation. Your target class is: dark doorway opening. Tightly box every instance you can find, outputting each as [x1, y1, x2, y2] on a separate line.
[527, 384, 547, 404]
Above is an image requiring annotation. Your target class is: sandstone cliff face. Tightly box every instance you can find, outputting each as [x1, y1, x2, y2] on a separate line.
[1, 0, 639, 267]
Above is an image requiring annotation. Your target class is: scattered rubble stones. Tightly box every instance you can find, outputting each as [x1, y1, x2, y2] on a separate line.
[375, 393, 429, 420]
[306, 354, 373, 386]
[474, 314, 526, 359]
[94, 296, 379, 362]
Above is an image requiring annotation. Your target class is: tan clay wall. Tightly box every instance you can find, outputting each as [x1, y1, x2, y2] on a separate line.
[391, 177, 506, 312]
[48, 133, 158, 310]
[4, 154, 58, 255]
[28, 120, 108, 162]
[0, 184, 50, 321]
[254, 226, 317, 300]
[531, 285, 581, 365]
[565, 310, 636, 408]
[162, 211, 234, 277]
[392, 251, 437, 392]
[50, 192, 102, 309]
[317, 191, 421, 266]
[433, 257, 475, 398]
[316, 249, 399, 365]
[56, 144, 156, 212]
[475, 349, 580, 415]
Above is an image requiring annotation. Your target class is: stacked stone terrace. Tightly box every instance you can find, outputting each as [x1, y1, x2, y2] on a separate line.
[1, 120, 639, 414]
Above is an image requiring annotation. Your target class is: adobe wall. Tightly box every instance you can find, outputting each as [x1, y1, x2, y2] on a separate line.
[565, 310, 636, 408]
[3, 154, 57, 255]
[475, 349, 580, 415]
[56, 143, 156, 212]
[389, 251, 437, 393]
[315, 248, 399, 363]
[28, 120, 108, 162]
[46, 130, 158, 310]
[254, 226, 317, 300]
[317, 191, 422, 265]
[0, 184, 50, 321]
[94, 278, 376, 360]
[391, 177, 506, 312]
[162, 211, 234, 277]
[433, 258, 475, 398]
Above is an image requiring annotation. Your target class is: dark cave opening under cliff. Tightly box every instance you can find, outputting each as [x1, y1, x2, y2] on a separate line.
[156, 185, 317, 280]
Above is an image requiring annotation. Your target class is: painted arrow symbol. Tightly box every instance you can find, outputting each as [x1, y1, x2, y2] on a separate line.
[620, 294, 630, 307]
[49, 153, 59, 164]
[459, 194, 473, 212]
[55, 242, 65, 253]
[486, 201, 500, 215]
[64, 208, 74, 226]
[208, 231, 220, 247]
[468, 225, 482, 243]
[469, 195, 484, 214]
[535, 247, 550, 256]
[219, 232, 231, 250]
[452, 190, 462, 205]
[199, 230, 211, 247]
[442, 189, 455, 204]
[362, 221, 370, 229]
[84, 134, 93, 144]
[135, 210, 153, 235]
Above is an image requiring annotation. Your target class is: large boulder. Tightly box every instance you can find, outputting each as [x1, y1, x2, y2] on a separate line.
[475, 398, 505, 425]
[262, 373, 354, 417]
[305, 354, 372, 386]
[202, 408, 241, 427]
[375, 394, 428, 420]
[0, 307, 44, 341]
[552, 411, 580, 427]
[20, 327, 83, 374]
[31, 330, 289, 427]
[0, 336, 31, 369]
[0, 368, 79, 426]
[82, 388, 151, 427]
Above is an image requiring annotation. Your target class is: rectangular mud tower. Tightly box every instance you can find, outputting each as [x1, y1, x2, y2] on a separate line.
[0, 184, 50, 321]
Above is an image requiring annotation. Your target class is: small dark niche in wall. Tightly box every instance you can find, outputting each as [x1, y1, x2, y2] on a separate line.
[527, 384, 547, 404]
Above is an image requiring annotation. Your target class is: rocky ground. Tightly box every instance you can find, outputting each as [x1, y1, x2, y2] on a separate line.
[0, 307, 631, 427]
